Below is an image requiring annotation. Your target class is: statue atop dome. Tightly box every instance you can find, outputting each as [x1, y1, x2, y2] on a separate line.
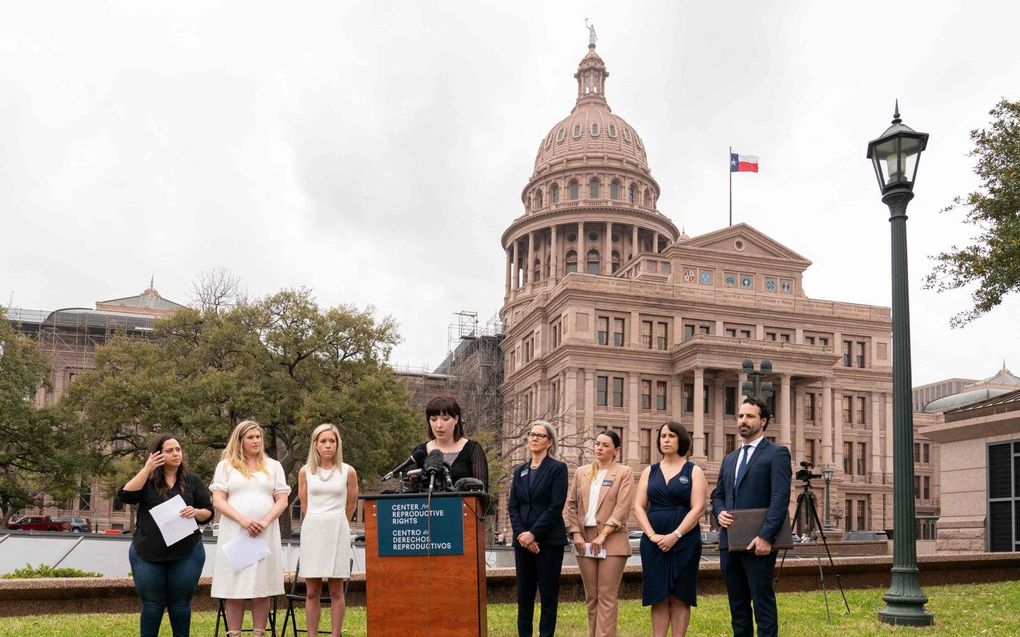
[585, 18, 597, 45]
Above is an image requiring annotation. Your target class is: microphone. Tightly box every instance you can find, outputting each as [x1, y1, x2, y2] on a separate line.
[382, 448, 427, 481]
[423, 449, 446, 493]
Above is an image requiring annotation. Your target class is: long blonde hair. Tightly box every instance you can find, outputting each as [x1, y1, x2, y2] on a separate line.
[221, 420, 269, 478]
[306, 423, 343, 474]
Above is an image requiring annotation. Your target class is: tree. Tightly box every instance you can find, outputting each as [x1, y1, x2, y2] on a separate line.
[925, 99, 1020, 326]
[0, 314, 89, 522]
[60, 289, 419, 534]
[188, 266, 245, 314]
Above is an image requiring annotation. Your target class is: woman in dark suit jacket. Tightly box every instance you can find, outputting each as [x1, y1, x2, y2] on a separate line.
[563, 429, 635, 637]
[508, 419, 568, 637]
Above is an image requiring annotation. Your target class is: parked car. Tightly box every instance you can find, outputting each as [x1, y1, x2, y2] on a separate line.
[202, 523, 220, 538]
[59, 516, 92, 533]
[701, 530, 720, 545]
[842, 530, 889, 542]
[6, 515, 69, 532]
[101, 528, 130, 535]
[628, 529, 643, 552]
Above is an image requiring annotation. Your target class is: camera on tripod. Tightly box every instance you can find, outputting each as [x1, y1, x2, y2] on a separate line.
[796, 460, 822, 482]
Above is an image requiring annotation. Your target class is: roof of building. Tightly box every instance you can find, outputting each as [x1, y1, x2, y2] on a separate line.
[923, 387, 1013, 413]
[97, 283, 186, 313]
[531, 44, 652, 180]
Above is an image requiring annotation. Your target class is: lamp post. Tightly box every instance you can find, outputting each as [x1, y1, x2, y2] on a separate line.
[740, 359, 774, 401]
[822, 465, 834, 531]
[867, 103, 933, 626]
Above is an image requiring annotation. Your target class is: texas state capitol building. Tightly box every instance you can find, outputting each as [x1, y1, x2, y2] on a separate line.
[497, 41, 931, 534]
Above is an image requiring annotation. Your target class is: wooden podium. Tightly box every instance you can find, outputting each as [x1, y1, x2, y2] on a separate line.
[362, 492, 488, 636]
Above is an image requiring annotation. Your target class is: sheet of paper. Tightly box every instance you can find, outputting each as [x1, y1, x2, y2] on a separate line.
[222, 532, 271, 573]
[583, 542, 607, 559]
[149, 494, 199, 547]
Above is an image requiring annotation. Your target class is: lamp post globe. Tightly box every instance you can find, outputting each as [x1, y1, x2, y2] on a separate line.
[868, 103, 933, 627]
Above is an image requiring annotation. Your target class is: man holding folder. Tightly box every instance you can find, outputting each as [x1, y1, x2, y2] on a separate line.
[711, 397, 792, 637]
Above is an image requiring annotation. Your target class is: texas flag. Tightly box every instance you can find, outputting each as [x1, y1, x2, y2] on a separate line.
[730, 153, 759, 173]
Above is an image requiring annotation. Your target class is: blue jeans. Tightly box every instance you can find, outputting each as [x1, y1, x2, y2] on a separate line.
[129, 541, 206, 637]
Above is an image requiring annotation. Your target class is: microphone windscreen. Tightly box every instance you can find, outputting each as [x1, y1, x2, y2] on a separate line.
[454, 477, 484, 492]
[412, 447, 428, 466]
[423, 449, 445, 474]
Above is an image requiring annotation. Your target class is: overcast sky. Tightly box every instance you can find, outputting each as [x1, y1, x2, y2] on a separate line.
[3, 1, 1019, 386]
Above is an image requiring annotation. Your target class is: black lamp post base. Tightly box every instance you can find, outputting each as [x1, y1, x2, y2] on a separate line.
[878, 568, 933, 626]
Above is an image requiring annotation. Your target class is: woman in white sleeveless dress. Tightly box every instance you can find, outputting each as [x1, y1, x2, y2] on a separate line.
[210, 420, 291, 637]
[298, 423, 359, 637]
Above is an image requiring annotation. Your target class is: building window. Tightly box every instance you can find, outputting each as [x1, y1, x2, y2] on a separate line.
[843, 340, 853, 367]
[78, 483, 92, 511]
[843, 441, 853, 474]
[611, 250, 621, 273]
[550, 379, 560, 413]
[923, 443, 930, 464]
[550, 183, 560, 203]
[914, 475, 921, 498]
[569, 180, 579, 199]
[725, 386, 737, 416]
[640, 429, 653, 464]
[612, 318, 625, 346]
[804, 392, 816, 422]
[551, 320, 561, 349]
[641, 380, 652, 409]
[725, 434, 736, 454]
[703, 384, 710, 414]
[913, 442, 921, 464]
[641, 321, 652, 348]
[856, 341, 867, 368]
[610, 180, 621, 200]
[656, 381, 668, 410]
[805, 439, 816, 465]
[112, 495, 124, 512]
[596, 376, 608, 406]
[589, 178, 601, 198]
[565, 250, 578, 273]
[922, 475, 930, 499]
[703, 432, 711, 455]
[856, 397, 866, 425]
[683, 324, 695, 340]
[586, 249, 600, 274]
[845, 499, 854, 530]
[856, 442, 867, 475]
[629, 183, 636, 203]
[683, 383, 694, 412]
[856, 498, 867, 530]
[596, 316, 609, 346]
[842, 395, 852, 424]
[612, 377, 624, 407]
[656, 322, 668, 350]
[987, 441, 1018, 551]
[725, 328, 736, 337]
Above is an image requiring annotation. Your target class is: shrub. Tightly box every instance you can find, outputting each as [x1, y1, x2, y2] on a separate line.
[1, 564, 102, 578]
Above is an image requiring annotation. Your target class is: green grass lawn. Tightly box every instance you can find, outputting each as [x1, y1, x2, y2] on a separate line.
[2, 581, 1018, 636]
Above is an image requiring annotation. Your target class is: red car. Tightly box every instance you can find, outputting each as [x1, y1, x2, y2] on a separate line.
[7, 515, 69, 532]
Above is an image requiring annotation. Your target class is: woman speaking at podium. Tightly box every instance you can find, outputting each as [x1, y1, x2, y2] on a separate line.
[411, 395, 488, 490]
[297, 423, 358, 637]
[508, 420, 568, 637]
[563, 429, 634, 637]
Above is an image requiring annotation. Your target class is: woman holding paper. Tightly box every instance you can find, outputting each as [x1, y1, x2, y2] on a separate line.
[563, 429, 634, 637]
[119, 433, 214, 637]
[210, 420, 291, 637]
[633, 421, 707, 637]
[297, 423, 359, 637]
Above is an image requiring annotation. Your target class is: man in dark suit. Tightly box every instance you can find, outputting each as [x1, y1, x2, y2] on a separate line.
[508, 420, 569, 637]
[711, 397, 792, 637]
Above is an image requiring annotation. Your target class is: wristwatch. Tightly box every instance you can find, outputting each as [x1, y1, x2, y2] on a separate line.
[674, 529, 683, 540]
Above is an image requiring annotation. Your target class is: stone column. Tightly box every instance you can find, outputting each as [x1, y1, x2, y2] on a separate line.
[632, 225, 639, 256]
[628, 373, 640, 461]
[833, 390, 845, 476]
[605, 221, 613, 275]
[566, 367, 579, 441]
[511, 240, 519, 291]
[870, 391, 883, 483]
[779, 373, 792, 446]
[550, 224, 559, 283]
[505, 248, 512, 295]
[713, 378, 725, 462]
[584, 370, 595, 435]
[527, 231, 535, 287]
[822, 382, 833, 466]
[794, 385, 805, 462]
[693, 368, 705, 458]
[671, 374, 683, 422]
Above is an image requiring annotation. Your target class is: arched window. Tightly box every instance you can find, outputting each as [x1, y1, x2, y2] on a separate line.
[612, 250, 621, 273]
[643, 189, 651, 207]
[628, 183, 637, 203]
[586, 249, 601, 274]
[589, 178, 601, 199]
[550, 183, 560, 203]
[535, 189, 543, 208]
[610, 179, 621, 200]
[533, 258, 541, 282]
[569, 180, 579, 200]
[565, 250, 578, 273]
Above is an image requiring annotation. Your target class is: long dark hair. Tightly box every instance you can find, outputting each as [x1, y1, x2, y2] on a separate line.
[148, 433, 189, 500]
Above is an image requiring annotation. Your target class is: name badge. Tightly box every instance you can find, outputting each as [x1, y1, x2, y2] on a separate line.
[602, 480, 614, 487]
[678, 476, 690, 485]
[521, 469, 529, 477]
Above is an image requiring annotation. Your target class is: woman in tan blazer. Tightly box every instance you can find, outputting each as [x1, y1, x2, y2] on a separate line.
[563, 430, 635, 637]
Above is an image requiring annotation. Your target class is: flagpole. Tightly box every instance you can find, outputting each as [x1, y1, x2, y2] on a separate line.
[728, 146, 733, 226]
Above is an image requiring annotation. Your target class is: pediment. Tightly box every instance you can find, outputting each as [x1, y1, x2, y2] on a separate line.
[676, 223, 811, 268]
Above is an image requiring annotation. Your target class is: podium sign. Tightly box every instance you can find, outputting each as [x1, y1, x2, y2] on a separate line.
[376, 496, 464, 556]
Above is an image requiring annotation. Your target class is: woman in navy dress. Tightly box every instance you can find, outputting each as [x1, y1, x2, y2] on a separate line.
[633, 421, 707, 637]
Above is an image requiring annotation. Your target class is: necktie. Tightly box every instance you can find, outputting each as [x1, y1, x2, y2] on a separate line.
[734, 444, 751, 487]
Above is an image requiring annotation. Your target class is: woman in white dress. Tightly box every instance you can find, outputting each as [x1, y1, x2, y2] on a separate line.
[210, 420, 291, 637]
[298, 423, 359, 637]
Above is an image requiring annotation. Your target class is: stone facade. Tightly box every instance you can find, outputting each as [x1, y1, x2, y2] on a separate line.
[497, 42, 939, 535]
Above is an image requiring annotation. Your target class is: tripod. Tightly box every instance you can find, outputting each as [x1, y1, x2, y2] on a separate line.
[776, 479, 850, 622]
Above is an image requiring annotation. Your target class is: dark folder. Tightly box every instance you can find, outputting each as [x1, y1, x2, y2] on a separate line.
[727, 507, 794, 551]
